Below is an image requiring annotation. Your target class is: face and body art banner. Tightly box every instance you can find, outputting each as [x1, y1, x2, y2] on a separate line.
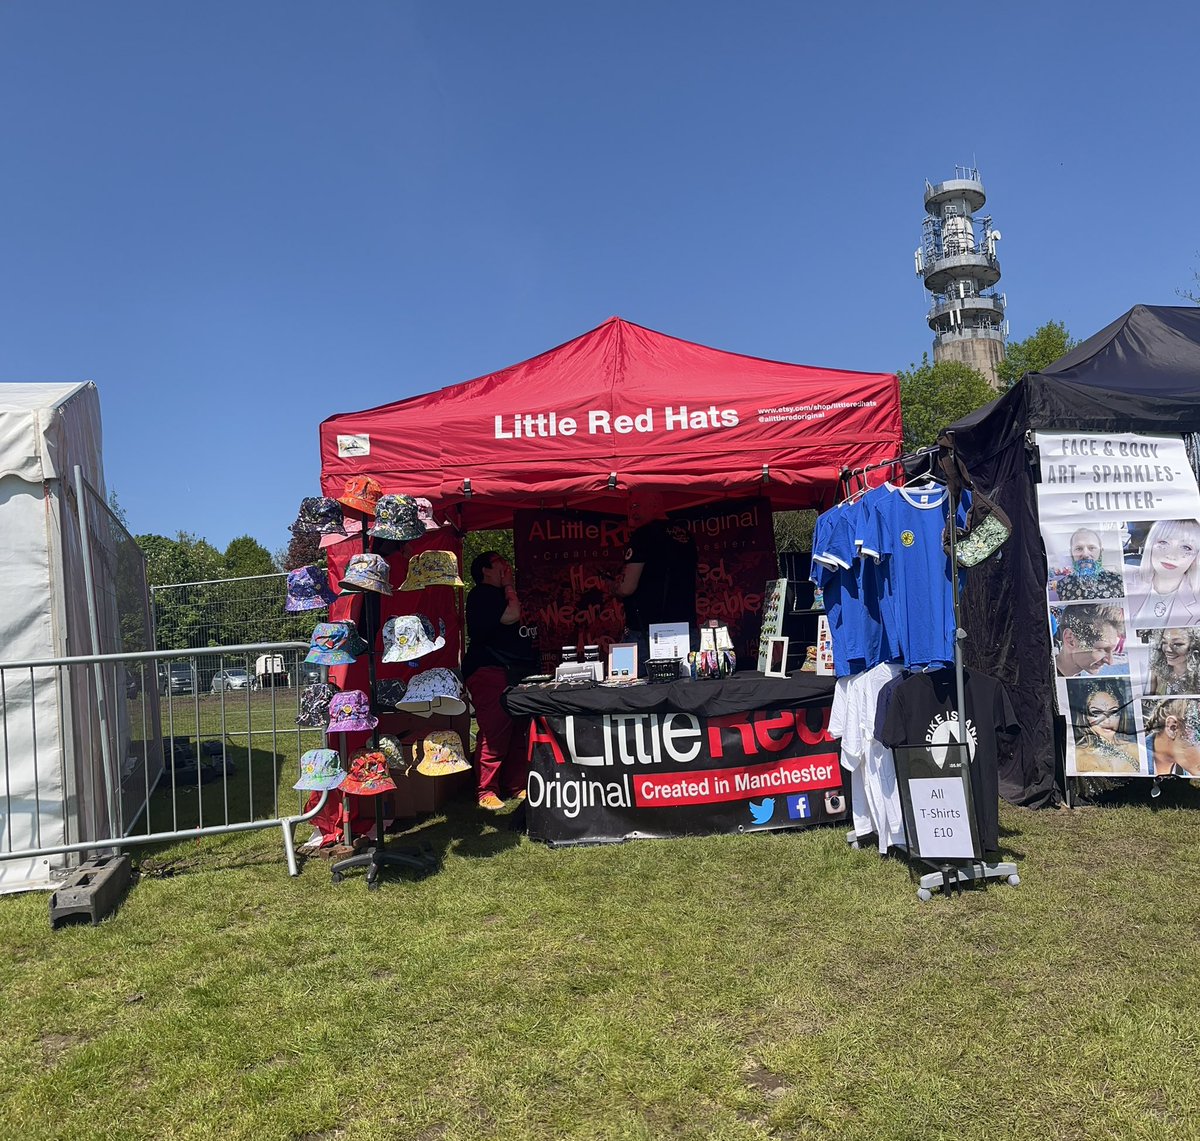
[522, 699, 847, 844]
[513, 497, 778, 671]
[1035, 432, 1200, 779]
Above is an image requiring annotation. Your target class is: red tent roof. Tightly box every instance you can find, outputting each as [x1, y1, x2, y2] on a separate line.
[319, 317, 901, 529]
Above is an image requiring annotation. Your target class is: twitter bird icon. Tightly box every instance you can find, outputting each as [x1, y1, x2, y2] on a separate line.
[748, 798, 775, 825]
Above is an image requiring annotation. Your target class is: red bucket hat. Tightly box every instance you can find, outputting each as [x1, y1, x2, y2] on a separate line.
[338, 475, 383, 516]
[341, 750, 397, 796]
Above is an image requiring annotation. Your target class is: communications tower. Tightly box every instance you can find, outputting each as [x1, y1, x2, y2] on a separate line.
[914, 166, 1007, 387]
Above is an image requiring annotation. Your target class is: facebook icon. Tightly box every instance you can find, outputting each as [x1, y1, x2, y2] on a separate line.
[786, 794, 811, 820]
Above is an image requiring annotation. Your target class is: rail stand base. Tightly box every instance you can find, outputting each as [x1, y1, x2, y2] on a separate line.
[915, 860, 1020, 902]
[49, 854, 133, 928]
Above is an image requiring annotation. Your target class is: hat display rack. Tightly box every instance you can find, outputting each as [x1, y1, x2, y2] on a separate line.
[327, 484, 441, 888]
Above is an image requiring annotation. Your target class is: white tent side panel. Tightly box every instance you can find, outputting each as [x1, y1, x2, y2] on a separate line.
[0, 382, 107, 892]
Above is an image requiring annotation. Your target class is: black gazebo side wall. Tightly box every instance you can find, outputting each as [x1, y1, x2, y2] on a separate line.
[940, 306, 1200, 808]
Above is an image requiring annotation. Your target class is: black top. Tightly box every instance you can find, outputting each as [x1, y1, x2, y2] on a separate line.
[622, 518, 698, 631]
[878, 668, 1018, 855]
[463, 582, 538, 680]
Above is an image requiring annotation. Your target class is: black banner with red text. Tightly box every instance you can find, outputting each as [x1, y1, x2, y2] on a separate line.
[513, 496, 778, 671]
[525, 699, 847, 844]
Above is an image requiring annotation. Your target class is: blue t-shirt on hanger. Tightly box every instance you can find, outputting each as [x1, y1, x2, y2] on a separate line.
[859, 483, 962, 671]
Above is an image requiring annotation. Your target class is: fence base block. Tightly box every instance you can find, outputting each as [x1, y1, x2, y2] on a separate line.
[48, 854, 133, 929]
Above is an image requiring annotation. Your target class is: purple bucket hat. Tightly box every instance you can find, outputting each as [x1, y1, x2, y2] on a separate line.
[369, 495, 427, 542]
[285, 566, 337, 613]
[296, 682, 339, 728]
[289, 497, 347, 536]
[338, 552, 393, 595]
[305, 620, 370, 665]
[326, 689, 379, 735]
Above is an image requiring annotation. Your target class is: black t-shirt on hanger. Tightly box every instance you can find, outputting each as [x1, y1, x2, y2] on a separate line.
[878, 668, 1018, 854]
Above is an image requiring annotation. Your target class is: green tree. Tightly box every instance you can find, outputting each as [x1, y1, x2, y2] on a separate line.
[137, 532, 226, 649]
[897, 356, 994, 450]
[463, 530, 515, 592]
[996, 320, 1075, 388]
[224, 535, 279, 578]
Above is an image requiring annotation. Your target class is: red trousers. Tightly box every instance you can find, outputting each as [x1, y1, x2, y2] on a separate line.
[466, 666, 530, 798]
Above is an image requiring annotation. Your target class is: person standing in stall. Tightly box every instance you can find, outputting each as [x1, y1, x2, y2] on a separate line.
[463, 551, 537, 810]
[610, 487, 698, 667]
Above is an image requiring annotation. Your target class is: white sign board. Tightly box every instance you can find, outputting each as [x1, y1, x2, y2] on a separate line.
[908, 777, 975, 859]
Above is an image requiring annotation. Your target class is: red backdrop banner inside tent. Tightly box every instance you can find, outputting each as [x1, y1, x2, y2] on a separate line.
[513, 496, 777, 671]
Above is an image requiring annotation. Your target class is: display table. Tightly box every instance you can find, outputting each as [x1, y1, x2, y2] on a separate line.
[505, 671, 846, 846]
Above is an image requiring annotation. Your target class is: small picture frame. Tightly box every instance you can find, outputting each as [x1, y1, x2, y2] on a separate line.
[764, 636, 789, 678]
[608, 642, 638, 681]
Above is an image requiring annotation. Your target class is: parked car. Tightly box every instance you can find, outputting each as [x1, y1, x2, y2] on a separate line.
[160, 662, 197, 697]
[297, 662, 325, 687]
[210, 667, 250, 693]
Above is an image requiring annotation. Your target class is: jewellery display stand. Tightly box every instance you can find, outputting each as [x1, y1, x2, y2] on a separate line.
[331, 520, 439, 889]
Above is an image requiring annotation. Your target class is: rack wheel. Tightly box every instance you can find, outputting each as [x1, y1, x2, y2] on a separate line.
[368, 878, 381, 892]
[331, 872, 343, 884]
[1007, 873, 1021, 887]
[916, 888, 933, 902]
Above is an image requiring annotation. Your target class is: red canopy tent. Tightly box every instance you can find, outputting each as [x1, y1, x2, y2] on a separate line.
[319, 317, 901, 527]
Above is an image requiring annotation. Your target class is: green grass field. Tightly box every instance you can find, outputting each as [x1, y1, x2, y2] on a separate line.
[1, 703, 1199, 1141]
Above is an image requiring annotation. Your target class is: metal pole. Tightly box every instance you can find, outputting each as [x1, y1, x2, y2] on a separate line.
[74, 465, 120, 854]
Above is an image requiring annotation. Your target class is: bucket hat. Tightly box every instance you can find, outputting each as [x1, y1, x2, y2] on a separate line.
[415, 498, 449, 532]
[289, 497, 347, 536]
[376, 733, 408, 771]
[398, 549, 465, 591]
[296, 682, 339, 728]
[382, 614, 446, 664]
[326, 689, 379, 734]
[294, 748, 346, 791]
[374, 678, 408, 709]
[338, 552, 394, 595]
[285, 566, 337, 612]
[341, 750, 396, 796]
[395, 668, 467, 717]
[369, 495, 427, 542]
[305, 620, 370, 665]
[414, 730, 471, 777]
[338, 475, 383, 516]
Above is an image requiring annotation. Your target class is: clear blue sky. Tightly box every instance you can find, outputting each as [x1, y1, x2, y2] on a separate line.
[1, 2, 1195, 556]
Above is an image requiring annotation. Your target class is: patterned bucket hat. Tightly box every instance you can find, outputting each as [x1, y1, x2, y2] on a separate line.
[289, 497, 347, 536]
[382, 614, 446, 664]
[338, 553, 394, 595]
[398, 549, 465, 591]
[326, 689, 379, 734]
[415, 498, 450, 532]
[285, 566, 337, 612]
[414, 730, 471, 777]
[296, 681, 339, 728]
[395, 668, 467, 717]
[338, 475, 383, 516]
[305, 620, 370, 665]
[341, 750, 396, 796]
[376, 733, 408, 771]
[374, 678, 408, 710]
[293, 748, 346, 791]
[369, 495, 427, 542]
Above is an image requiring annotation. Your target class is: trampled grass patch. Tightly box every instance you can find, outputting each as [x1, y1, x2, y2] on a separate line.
[1, 747, 1198, 1140]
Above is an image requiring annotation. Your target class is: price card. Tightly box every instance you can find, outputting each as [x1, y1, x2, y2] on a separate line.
[907, 778, 975, 859]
